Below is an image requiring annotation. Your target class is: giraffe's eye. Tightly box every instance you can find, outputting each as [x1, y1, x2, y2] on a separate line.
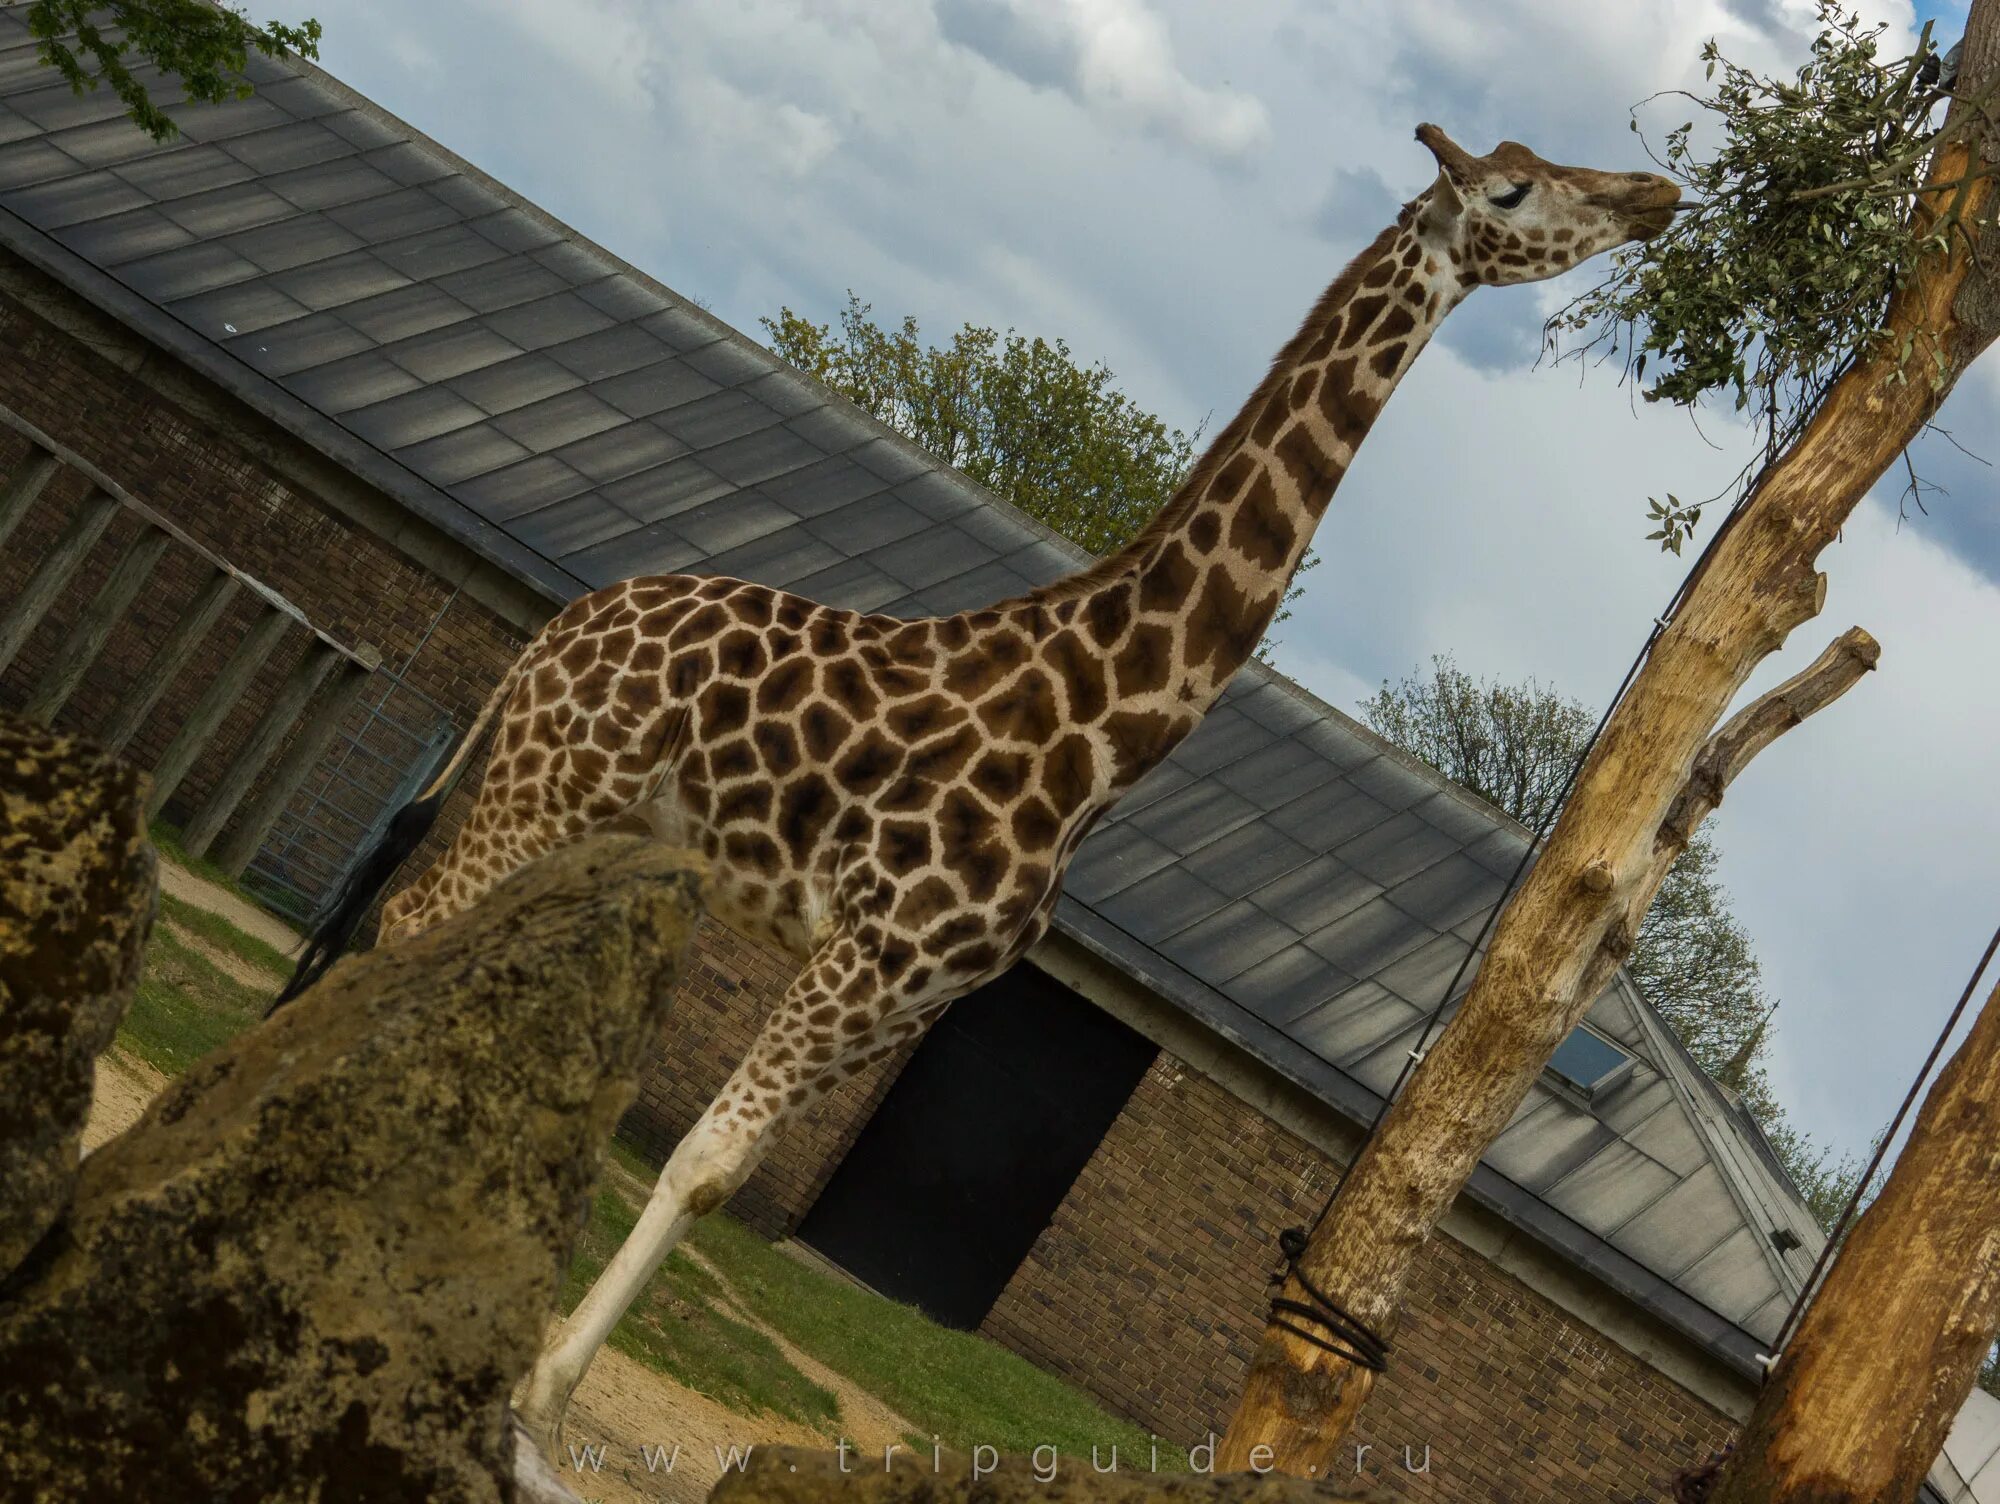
[1489, 183, 1531, 210]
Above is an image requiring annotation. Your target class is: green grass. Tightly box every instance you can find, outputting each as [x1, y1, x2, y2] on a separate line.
[678, 1201, 1174, 1462]
[147, 822, 267, 904]
[157, 891, 293, 980]
[119, 925, 268, 1075]
[563, 1184, 840, 1428]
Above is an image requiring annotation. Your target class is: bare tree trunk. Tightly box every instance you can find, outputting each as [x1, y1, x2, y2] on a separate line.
[1707, 972, 2000, 1504]
[1217, 1, 2000, 1471]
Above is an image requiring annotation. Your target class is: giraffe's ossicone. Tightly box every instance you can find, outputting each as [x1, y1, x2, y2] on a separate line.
[275, 123, 1679, 1458]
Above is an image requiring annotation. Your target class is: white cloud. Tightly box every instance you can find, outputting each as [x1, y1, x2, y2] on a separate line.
[939, 0, 1270, 160]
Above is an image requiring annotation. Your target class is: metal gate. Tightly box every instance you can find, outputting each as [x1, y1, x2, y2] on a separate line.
[242, 669, 456, 924]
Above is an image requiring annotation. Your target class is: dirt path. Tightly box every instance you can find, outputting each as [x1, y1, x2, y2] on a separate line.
[82, 1050, 168, 1153]
[156, 861, 302, 955]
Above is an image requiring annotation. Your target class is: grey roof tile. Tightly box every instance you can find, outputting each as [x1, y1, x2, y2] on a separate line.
[223, 211, 367, 272]
[1385, 852, 1507, 934]
[1336, 810, 1464, 887]
[1161, 899, 1299, 983]
[223, 310, 372, 377]
[1124, 778, 1261, 857]
[1302, 895, 1434, 977]
[47, 116, 172, 169]
[1210, 737, 1341, 810]
[218, 119, 356, 175]
[265, 154, 398, 210]
[8, 81, 131, 132]
[507, 494, 634, 556]
[324, 183, 460, 240]
[282, 347, 423, 413]
[1226, 944, 1358, 1026]
[546, 323, 673, 382]
[362, 141, 452, 186]
[0, 136, 74, 189]
[322, 106, 404, 152]
[343, 385, 487, 450]
[1095, 864, 1229, 942]
[1614, 1164, 1739, 1278]
[1270, 778, 1394, 844]
[653, 388, 781, 449]
[760, 454, 888, 518]
[1486, 1101, 1618, 1193]
[1180, 820, 1315, 895]
[700, 525, 843, 587]
[849, 436, 931, 484]
[482, 289, 616, 350]
[169, 92, 293, 142]
[1291, 981, 1420, 1065]
[393, 420, 533, 485]
[1245, 853, 1380, 935]
[115, 240, 260, 301]
[577, 275, 669, 320]
[892, 468, 981, 522]
[741, 369, 823, 419]
[269, 248, 412, 310]
[1544, 1141, 1682, 1233]
[601, 457, 735, 523]
[108, 142, 254, 200]
[905, 560, 1033, 615]
[787, 555, 908, 614]
[488, 387, 627, 450]
[702, 425, 826, 489]
[641, 304, 725, 354]
[335, 281, 474, 343]
[564, 520, 704, 583]
[156, 179, 297, 236]
[167, 278, 310, 337]
[448, 350, 585, 415]
[1169, 707, 1274, 777]
[801, 495, 928, 554]
[555, 420, 688, 484]
[8, 165, 148, 226]
[469, 206, 562, 253]
[382, 321, 522, 383]
[866, 524, 998, 592]
[439, 256, 574, 316]
[56, 204, 193, 264]
[1374, 932, 1478, 1009]
[671, 494, 795, 556]
[1063, 822, 1181, 902]
[592, 358, 722, 419]
[454, 453, 594, 520]
[373, 220, 509, 281]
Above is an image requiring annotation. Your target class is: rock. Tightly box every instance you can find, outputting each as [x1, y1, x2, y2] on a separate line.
[0, 833, 704, 1504]
[709, 1448, 1385, 1504]
[0, 712, 153, 1278]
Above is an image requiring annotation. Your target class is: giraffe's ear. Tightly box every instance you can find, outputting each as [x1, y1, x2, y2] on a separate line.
[1420, 169, 1465, 235]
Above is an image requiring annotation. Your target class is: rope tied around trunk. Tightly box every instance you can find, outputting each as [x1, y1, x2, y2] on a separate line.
[1265, 1227, 1391, 1373]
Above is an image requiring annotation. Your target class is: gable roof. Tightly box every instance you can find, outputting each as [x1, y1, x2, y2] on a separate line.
[0, 14, 1822, 1378]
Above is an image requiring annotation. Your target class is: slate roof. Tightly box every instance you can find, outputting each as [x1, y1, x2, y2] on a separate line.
[0, 15, 1826, 1379]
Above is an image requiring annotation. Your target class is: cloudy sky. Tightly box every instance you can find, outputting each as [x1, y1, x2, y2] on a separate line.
[278, 0, 1993, 1163]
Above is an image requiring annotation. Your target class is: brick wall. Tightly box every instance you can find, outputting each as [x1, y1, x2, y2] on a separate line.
[0, 288, 529, 901]
[983, 1056, 1736, 1501]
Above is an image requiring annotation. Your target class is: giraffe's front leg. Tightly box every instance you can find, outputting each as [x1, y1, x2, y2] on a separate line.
[513, 935, 947, 1457]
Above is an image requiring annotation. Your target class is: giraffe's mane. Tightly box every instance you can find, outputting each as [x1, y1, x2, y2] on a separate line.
[1020, 208, 1416, 610]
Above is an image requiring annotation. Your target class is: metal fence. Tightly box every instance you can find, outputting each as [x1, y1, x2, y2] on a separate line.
[243, 668, 456, 924]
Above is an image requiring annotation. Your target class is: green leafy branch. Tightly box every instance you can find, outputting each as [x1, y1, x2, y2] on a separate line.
[27, 0, 322, 143]
[1546, 4, 1997, 549]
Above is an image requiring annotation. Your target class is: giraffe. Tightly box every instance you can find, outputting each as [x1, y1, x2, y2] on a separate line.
[276, 123, 1677, 1451]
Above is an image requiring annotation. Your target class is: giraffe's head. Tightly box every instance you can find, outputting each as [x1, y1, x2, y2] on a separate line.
[1413, 123, 1679, 287]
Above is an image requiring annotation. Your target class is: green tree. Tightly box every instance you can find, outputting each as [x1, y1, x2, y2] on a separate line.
[27, 1, 321, 144]
[763, 295, 1317, 652]
[1360, 654, 1861, 1226]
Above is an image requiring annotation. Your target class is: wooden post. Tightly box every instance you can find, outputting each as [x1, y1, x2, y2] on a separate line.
[0, 487, 119, 676]
[209, 645, 381, 878]
[21, 523, 170, 725]
[0, 446, 61, 555]
[100, 569, 240, 755]
[1216, 1, 2000, 1468]
[1707, 970, 2000, 1504]
[181, 637, 341, 860]
[146, 606, 292, 820]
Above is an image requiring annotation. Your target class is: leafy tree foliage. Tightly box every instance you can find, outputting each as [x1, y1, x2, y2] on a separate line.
[26, 0, 321, 144]
[1360, 655, 1862, 1227]
[1552, 3, 1982, 551]
[763, 295, 1317, 652]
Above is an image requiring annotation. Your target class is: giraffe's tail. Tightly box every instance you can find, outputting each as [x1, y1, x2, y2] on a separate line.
[270, 649, 529, 1012]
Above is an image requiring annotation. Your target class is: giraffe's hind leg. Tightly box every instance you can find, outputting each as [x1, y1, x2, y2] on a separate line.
[513, 931, 951, 1453]
[379, 679, 687, 945]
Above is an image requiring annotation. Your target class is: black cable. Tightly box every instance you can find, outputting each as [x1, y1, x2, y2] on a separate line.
[1764, 918, 2000, 1363]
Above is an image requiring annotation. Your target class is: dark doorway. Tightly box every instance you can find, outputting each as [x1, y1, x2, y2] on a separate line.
[796, 962, 1157, 1330]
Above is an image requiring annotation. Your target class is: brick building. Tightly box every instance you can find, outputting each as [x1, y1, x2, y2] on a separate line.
[0, 21, 1991, 1501]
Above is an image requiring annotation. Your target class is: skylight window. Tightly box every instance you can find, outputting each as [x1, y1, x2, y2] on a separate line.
[1547, 1028, 1632, 1096]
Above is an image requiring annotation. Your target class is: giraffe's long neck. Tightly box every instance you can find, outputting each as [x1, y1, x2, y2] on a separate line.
[1040, 195, 1468, 794]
